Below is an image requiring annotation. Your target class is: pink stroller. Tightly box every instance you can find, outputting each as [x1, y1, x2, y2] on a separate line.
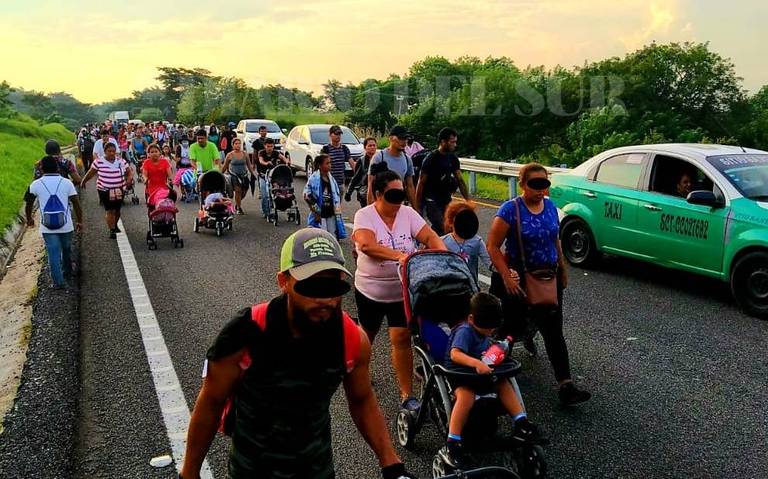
[146, 188, 184, 250]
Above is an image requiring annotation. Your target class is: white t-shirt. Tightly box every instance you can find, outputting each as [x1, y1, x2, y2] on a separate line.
[352, 204, 426, 302]
[29, 175, 77, 235]
[93, 138, 120, 160]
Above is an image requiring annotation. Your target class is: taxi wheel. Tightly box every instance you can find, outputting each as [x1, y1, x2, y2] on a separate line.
[561, 218, 600, 267]
[731, 251, 768, 320]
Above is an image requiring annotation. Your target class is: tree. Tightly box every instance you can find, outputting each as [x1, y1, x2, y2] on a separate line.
[156, 67, 214, 117]
[137, 107, 164, 122]
[21, 91, 55, 122]
[0, 81, 14, 117]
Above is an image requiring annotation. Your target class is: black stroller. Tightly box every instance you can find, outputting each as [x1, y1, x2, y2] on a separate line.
[265, 163, 300, 226]
[399, 250, 547, 479]
[194, 170, 234, 237]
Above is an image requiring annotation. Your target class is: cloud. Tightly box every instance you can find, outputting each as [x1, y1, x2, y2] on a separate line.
[0, 0, 763, 102]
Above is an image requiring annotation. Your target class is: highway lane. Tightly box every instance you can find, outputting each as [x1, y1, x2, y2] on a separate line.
[74, 174, 768, 478]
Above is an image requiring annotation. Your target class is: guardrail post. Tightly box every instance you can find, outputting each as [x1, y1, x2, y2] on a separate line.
[508, 176, 518, 199]
[468, 172, 477, 195]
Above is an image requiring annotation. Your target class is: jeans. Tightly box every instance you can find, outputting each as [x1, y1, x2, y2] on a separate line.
[320, 216, 337, 237]
[259, 176, 270, 216]
[42, 232, 73, 286]
[424, 199, 448, 236]
[489, 271, 571, 382]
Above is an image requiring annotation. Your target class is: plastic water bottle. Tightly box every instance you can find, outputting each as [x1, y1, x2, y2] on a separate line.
[481, 336, 514, 366]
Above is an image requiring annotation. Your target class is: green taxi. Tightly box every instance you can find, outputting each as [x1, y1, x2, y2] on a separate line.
[549, 144, 768, 319]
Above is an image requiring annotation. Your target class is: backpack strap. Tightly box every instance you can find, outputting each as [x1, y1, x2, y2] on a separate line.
[341, 312, 361, 373]
[250, 302, 269, 330]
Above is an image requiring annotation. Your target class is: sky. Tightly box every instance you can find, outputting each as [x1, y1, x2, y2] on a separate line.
[0, 0, 765, 104]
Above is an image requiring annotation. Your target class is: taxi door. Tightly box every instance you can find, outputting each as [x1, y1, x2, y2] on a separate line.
[637, 155, 728, 274]
[588, 153, 650, 256]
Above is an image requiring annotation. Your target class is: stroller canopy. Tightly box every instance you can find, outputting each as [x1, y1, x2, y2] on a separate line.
[403, 250, 479, 326]
[268, 164, 293, 185]
[199, 170, 226, 193]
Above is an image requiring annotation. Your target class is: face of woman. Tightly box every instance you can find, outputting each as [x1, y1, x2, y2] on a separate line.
[365, 141, 377, 156]
[149, 148, 161, 160]
[376, 179, 405, 211]
[233, 140, 242, 152]
[162, 146, 171, 156]
[320, 158, 332, 173]
[522, 170, 549, 203]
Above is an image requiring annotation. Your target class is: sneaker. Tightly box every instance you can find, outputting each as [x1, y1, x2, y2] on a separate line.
[512, 417, 549, 445]
[401, 397, 421, 412]
[559, 382, 592, 406]
[524, 335, 538, 357]
[109, 231, 117, 239]
[439, 441, 465, 469]
[112, 226, 121, 234]
[237, 207, 245, 215]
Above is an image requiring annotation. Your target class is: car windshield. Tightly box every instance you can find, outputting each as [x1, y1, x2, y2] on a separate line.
[246, 122, 281, 133]
[310, 128, 359, 145]
[707, 154, 768, 200]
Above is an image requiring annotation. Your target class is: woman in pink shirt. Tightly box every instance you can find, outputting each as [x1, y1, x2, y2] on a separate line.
[352, 169, 445, 411]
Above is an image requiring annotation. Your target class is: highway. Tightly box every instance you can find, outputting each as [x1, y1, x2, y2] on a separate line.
[72, 174, 768, 478]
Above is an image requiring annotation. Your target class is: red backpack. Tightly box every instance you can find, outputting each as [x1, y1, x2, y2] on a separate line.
[218, 302, 361, 435]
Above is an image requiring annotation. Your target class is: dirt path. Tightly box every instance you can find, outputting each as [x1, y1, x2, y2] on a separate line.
[0, 226, 43, 430]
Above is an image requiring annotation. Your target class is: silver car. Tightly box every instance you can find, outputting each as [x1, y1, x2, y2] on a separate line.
[284, 124, 363, 179]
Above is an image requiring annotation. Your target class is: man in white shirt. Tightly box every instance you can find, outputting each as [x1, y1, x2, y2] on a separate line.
[25, 156, 84, 288]
[92, 129, 120, 161]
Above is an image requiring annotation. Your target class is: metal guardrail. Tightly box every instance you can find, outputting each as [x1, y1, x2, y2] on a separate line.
[459, 158, 570, 199]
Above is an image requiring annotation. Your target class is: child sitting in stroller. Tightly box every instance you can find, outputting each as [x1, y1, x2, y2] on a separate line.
[444, 292, 544, 467]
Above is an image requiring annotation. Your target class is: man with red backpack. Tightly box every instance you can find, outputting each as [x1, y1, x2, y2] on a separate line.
[181, 228, 417, 479]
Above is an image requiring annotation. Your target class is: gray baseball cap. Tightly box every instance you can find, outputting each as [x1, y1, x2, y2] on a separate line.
[279, 228, 350, 281]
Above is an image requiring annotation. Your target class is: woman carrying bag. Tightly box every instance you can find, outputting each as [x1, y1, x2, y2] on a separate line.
[487, 163, 591, 406]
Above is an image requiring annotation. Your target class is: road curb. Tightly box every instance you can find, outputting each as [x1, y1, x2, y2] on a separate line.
[0, 234, 81, 479]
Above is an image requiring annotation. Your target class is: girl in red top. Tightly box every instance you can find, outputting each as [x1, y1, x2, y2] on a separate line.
[141, 144, 173, 200]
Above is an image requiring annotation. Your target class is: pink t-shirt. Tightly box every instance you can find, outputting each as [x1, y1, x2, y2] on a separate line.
[353, 204, 427, 303]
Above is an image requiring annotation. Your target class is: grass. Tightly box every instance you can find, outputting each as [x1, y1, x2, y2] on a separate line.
[462, 171, 512, 201]
[0, 114, 74, 232]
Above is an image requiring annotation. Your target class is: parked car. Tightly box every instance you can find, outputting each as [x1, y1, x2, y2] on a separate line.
[235, 119, 288, 154]
[549, 143, 768, 319]
[284, 124, 363, 181]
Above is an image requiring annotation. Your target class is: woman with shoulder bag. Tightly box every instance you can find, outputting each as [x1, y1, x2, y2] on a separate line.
[487, 163, 591, 406]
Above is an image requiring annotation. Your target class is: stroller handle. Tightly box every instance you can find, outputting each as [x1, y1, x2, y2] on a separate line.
[436, 466, 521, 479]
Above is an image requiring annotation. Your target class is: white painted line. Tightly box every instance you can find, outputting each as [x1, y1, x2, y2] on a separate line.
[344, 222, 491, 286]
[115, 220, 214, 479]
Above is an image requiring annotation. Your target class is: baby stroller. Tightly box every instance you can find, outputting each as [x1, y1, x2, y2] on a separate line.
[194, 170, 234, 237]
[265, 163, 300, 226]
[179, 168, 198, 203]
[146, 188, 183, 250]
[122, 160, 140, 205]
[399, 251, 547, 479]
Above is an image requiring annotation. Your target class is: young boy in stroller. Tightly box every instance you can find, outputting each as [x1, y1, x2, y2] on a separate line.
[443, 292, 545, 468]
[194, 170, 234, 236]
[399, 250, 547, 478]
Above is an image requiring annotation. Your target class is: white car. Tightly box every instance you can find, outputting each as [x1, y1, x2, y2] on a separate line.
[235, 119, 288, 154]
[284, 124, 363, 179]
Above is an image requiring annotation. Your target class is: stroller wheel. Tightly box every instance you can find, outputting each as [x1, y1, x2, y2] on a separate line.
[431, 452, 454, 479]
[216, 225, 223, 237]
[148, 240, 157, 250]
[395, 409, 417, 449]
[518, 445, 547, 479]
[177, 238, 184, 248]
[193, 218, 200, 233]
[295, 210, 301, 225]
[132, 196, 139, 205]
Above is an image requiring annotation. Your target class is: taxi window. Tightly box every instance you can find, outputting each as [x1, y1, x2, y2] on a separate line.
[594, 154, 645, 189]
[649, 155, 714, 198]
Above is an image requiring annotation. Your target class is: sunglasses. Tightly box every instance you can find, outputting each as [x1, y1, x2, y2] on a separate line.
[526, 177, 551, 190]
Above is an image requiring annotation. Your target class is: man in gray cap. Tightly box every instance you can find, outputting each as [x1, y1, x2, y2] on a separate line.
[366, 125, 416, 206]
[182, 228, 417, 479]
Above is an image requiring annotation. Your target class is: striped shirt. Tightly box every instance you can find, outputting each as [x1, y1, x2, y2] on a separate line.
[322, 144, 349, 187]
[92, 157, 128, 190]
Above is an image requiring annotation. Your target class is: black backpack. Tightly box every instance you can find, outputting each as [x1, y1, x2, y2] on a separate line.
[410, 149, 431, 184]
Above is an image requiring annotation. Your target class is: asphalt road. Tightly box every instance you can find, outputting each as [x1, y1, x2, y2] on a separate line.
[73, 174, 768, 479]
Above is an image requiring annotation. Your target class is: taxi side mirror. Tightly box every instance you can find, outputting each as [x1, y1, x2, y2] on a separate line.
[687, 190, 724, 208]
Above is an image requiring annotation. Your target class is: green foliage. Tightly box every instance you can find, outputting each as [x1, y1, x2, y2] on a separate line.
[0, 114, 74, 232]
[178, 77, 264, 125]
[136, 107, 164, 122]
[0, 81, 15, 118]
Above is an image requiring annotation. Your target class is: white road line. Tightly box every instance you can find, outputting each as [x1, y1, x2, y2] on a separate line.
[115, 219, 214, 479]
[343, 221, 491, 286]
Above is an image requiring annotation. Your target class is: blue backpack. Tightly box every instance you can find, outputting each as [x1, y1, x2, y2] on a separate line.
[41, 179, 69, 230]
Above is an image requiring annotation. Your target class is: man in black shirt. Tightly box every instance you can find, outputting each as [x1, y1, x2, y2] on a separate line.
[414, 127, 469, 235]
[181, 229, 416, 479]
[250, 125, 269, 170]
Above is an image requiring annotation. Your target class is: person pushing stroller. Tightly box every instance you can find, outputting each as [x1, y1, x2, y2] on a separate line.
[443, 292, 545, 468]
